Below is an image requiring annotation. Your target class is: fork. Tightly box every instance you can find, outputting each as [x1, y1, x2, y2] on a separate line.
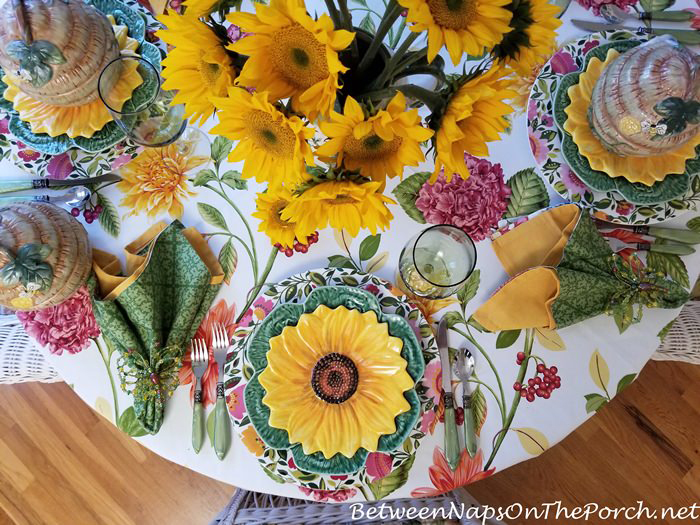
[212, 323, 231, 460]
[190, 339, 208, 454]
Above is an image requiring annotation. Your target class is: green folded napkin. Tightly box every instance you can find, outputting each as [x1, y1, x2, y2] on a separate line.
[89, 221, 223, 434]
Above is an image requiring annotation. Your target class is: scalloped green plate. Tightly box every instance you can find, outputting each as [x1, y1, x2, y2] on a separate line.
[244, 285, 424, 475]
[0, 0, 160, 154]
[553, 39, 698, 205]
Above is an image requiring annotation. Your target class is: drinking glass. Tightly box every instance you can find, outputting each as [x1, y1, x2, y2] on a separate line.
[399, 225, 477, 299]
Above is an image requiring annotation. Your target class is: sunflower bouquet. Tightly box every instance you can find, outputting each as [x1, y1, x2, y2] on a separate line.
[156, 0, 561, 249]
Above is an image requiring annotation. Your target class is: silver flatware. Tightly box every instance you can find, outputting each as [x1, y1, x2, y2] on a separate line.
[453, 347, 477, 458]
[0, 173, 121, 194]
[0, 186, 91, 208]
[191, 338, 208, 454]
[601, 5, 694, 23]
[437, 317, 460, 470]
[570, 20, 700, 45]
[212, 323, 231, 460]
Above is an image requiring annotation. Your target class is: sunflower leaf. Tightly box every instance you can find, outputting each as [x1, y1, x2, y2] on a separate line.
[97, 193, 120, 238]
[392, 171, 430, 223]
[198, 202, 228, 231]
[505, 168, 549, 218]
[359, 234, 381, 261]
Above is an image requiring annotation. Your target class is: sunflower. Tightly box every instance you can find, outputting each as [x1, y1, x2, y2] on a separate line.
[252, 188, 315, 249]
[181, 0, 219, 17]
[398, 0, 512, 65]
[227, 0, 355, 120]
[316, 93, 433, 184]
[259, 305, 415, 458]
[281, 180, 395, 237]
[117, 144, 207, 218]
[510, 52, 552, 112]
[156, 11, 236, 125]
[432, 65, 515, 181]
[210, 88, 315, 189]
[491, 0, 561, 74]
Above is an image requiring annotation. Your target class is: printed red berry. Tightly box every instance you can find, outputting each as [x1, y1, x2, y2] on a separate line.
[536, 389, 544, 397]
[85, 216, 94, 224]
[542, 390, 551, 399]
[550, 366, 558, 374]
[534, 377, 542, 385]
[526, 394, 535, 402]
[300, 245, 308, 254]
[455, 407, 464, 426]
[513, 382, 522, 391]
[94, 205, 103, 214]
[71, 207, 80, 217]
[527, 378, 535, 387]
[516, 352, 525, 363]
[520, 390, 527, 398]
[284, 248, 293, 257]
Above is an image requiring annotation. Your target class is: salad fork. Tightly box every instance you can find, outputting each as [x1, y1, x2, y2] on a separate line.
[212, 323, 231, 460]
[190, 338, 208, 454]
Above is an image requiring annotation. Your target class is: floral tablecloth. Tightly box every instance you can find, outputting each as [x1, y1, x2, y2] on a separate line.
[4, 0, 700, 503]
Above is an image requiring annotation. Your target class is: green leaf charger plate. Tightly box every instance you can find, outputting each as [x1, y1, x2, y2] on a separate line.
[244, 285, 425, 475]
[0, 0, 161, 155]
[553, 40, 700, 205]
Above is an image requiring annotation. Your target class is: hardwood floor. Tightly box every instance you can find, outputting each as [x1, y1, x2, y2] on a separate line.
[0, 360, 699, 525]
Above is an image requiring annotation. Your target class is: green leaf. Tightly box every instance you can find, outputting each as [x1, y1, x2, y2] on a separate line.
[505, 168, 549, 218]
[584, 393, 608, 413]
[359, 234, 381, 261]
[193, 168, 217, 187]
[471, 386, 487, 436]
[198, 202, 228, 230]
[97, 193, 120, 238]
[467, 315, 489, 333]
[647, 251, 690, 289]
[456, 269, 480, 312]
[32, 40, 66, 65]
[359, 13, 376, 34]
[261, 466, 286, 484]
[218, 239, 237, 285]
[496, 329, 521, 349]
[368, 454, 415, 500]
[327, 255, 355, 269]
[392, 172, 431, 223]
[308, 272, 326, 286]
[442, 310, 465, 329]
[5, 40, 29, 61]
[612, 302, 635, 334]
[640, 0, 675, 10]
[616, 373, 636, 394]
[221, 170, 247, 190]
[117, 406, 148, 437]
[28, 61, 53, 88]
[686, 217, 700, 233]
[211, 136, 233, 166]
[657, 318, 676, 341]
[341, 275, 359, 286]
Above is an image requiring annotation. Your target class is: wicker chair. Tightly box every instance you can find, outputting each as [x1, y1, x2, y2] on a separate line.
[652, 300, 700, 365]
[209, 488, 506, 525]
[0, 315, 59, 384]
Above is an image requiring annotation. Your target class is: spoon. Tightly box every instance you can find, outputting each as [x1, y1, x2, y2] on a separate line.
[601, 5, 694, 23]
[0, 186, 92, 208]
[453, 347, 477, 458]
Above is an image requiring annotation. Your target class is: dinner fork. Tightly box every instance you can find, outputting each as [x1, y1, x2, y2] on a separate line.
[191, 338, 208, 454]
[212, 323, 231, 460]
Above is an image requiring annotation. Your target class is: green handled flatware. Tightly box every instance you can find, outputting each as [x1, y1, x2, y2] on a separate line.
[633, 242, 696, 255]
[212, 323, 231, 460]
[437, 318, 460, 471]
[454, 347, 477, 458]
[571, 20, 700, 45]
[190, 338, 208, 454]
[0, 173, 121, 194]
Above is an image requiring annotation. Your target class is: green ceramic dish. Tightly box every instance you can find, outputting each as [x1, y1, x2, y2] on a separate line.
[0, 0, 160, 154]
[553, 39, 699, 205]
[244, 285, 425, 475]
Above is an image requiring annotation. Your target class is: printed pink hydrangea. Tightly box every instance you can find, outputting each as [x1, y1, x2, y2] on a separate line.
[415, 154, 511, 242]
[17, 286, 100, 355]
[576, 0, 637, 16]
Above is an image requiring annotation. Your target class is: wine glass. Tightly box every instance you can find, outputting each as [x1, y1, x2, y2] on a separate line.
[98, 56, 210, 171]
[399, 225, 477, 299]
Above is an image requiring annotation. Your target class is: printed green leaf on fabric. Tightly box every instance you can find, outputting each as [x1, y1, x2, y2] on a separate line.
[504, 168, 549, 218]
[392, 172, 431, 223]
[496, 329, 521, 349]
[368, 453, 415, 500]
[198, 202, 228, 231]
[117, 406, 148, 437]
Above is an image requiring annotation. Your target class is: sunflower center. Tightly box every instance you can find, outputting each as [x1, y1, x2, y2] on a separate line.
[270, 24, 329, 91]
[491, 0, 533, 61]
[311, 353, 359, 404]
[270, 200, 293, 228]
[427, 0, 478, 29]
[344, 133, 403, 160]
[247, 109, 296, 159]
[197, 58, 222, 89]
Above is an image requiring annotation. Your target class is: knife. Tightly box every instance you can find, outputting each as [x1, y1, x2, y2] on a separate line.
[437, 318, 460, 471]
[570, 20, 700, 45]
[594, 220, 700, 245]
[631, 242, 695, 255]
[0, 173, 121, 194]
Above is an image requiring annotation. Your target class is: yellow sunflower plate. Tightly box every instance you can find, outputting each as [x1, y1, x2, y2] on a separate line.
[245, 285, 424, 475]
[2, 15, 143, 139]
[562, 48, 700, 186]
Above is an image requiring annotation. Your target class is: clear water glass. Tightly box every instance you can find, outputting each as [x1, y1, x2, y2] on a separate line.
[98, 56, 186, 147]
[399, 225, 477, 299]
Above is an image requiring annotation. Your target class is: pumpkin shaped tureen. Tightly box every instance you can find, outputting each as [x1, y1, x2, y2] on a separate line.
[0, 0, 121, 107]
[588, 36, 700, 157]
[0, 202, 91, 311]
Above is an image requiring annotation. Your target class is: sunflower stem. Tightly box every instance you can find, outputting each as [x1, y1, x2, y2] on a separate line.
[356, 0, 402, 75]
[235, 247, 278, 324]
[324, 0, 343, 30]
[371, 31, 420, 89]
[396, 48, 427, 71]
[95, 337, 120, 424]
[390, 17, 407, 48]
[337, 0, 359, 61]
[361, 84, 443, 112]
